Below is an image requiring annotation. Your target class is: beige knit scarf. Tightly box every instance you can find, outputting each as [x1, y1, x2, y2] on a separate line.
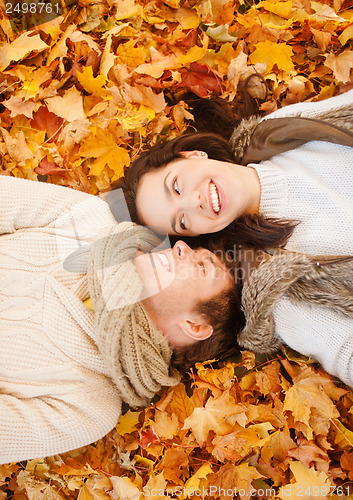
[87, 222, 180, 407]
[238, 250, 353, 353]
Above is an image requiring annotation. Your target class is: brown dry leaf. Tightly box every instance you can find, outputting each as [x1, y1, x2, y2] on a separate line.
[255, 361, 282, 395]
[45, 87, 86, 122]
[210, 463, 264, 500]
[260, 430, 296, 463]
[324, 51, 353, 83]
[310, 26, 332, 51]
[1, 128, 33, 165]
[182, 390, 248, 445]
[109, 476, 141, 500]
[3, 96, 37, 119]
[287, 438, 330, 473]
[153, 409, 180, 440]
[195, 361, 235, 390]
[157, 448, 189, 483]
[0, 32, 49, 70]
[340, 450, 353, 480]
[211, 427, 261, 462]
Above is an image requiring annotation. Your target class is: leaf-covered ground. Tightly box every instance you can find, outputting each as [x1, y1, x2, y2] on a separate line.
[0, 0, 353, 497]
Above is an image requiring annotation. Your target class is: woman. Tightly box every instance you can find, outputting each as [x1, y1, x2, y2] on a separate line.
[118, 89, 353, 255]
[115, 89, 353, 387]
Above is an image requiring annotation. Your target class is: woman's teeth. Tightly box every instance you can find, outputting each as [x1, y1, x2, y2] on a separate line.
[209, 181, 221, 213]
[158, 253, 170, 271]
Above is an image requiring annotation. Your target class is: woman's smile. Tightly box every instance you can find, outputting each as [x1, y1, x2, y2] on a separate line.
[208, 180, 225, 215]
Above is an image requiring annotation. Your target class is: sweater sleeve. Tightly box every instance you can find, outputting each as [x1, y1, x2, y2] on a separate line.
[0, 383, 121, 465]
[273, 297, 353, 388]
[263, 88, 353, 121]
[0, 176, 96, 235]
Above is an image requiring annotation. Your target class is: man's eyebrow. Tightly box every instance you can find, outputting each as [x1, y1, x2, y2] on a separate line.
[164, 172, 182, 235]
[207, 253, 225, 272]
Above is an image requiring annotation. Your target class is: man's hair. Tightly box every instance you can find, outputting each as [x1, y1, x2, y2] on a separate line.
[171, 277, 244, 373]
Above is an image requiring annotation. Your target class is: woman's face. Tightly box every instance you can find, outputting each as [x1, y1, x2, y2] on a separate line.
[136, 151, 254, 236]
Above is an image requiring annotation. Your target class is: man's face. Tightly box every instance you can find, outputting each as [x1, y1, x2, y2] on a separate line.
[134, 240, 233, 347]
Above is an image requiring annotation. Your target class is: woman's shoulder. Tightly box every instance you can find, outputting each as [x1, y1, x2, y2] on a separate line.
[262, 89, 353, 121]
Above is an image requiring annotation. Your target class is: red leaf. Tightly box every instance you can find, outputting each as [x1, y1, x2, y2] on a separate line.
[177, 62, 223, 97]
[35, 156, 63, 176]
[31, 106, 64, 143]
[140, 428, 159, 449]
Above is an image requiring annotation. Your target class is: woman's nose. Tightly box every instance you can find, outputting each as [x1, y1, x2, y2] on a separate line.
[184, 190, 203, 212]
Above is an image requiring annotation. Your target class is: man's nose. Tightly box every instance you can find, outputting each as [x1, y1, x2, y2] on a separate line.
[173, 240, 192, 260]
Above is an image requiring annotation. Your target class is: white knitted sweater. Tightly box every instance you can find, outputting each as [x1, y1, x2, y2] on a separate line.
[250, 90, 353, 386]
[0, 176, 157, 464]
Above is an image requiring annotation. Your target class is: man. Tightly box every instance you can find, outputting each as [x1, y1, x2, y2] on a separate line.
[0, 175, 238, 464]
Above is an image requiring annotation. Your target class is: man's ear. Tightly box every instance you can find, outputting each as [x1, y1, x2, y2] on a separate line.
[179, 150, 208, 159]
[177, 318, 213, 341]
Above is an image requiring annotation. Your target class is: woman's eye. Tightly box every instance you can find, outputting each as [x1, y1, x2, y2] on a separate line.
[173, 178, 180, 195]
[180, 216, 186, 230]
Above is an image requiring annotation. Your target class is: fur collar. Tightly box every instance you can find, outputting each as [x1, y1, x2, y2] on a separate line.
[238, 251, 353, 354]
[230, 101, 353, 164]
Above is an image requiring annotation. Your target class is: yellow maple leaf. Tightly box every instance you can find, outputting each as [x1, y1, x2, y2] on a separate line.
[257, 0, 293, 18]
[278, 461, 331, 499]
[80, 129, 130, 179]
[176, 45, 207, 67]
[324, 51, 353, 83]
[0, 32, 49, 70]
[283, 376, 339, 439]
[250, 40, 294, 72]
[77, 66, 109, 98]
[160, 383, 196, 422]
[116, 39, 148, 67]
[179, 463, 213, 500]
[116, 409, 141, 435]
[117, 103, 155, 131]
[171, 7, 200, 29]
